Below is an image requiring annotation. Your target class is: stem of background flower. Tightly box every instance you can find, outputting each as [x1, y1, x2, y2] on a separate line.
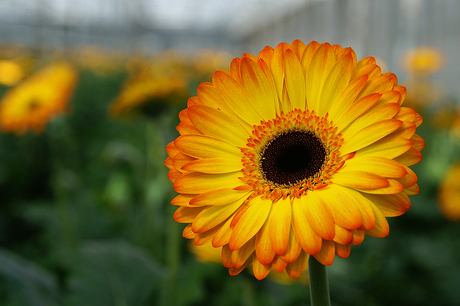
[47, 119, 79, 254]
[308, 256, 331, 306]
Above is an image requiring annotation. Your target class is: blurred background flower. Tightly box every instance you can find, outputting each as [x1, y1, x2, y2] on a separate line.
[1, 0, 460, 305]
[0, 62, 78, 135]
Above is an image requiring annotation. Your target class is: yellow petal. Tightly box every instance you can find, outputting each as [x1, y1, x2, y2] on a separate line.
[315, 185, 362, 230]
[306, 43, 336, 114]
[335, 243, 351, 258]
[356, 74, 395, 100]
[340, 119, 403, 155]
[363, 193, 411, 217]
[229, 196, 272, 250]
[280, 225, 302, 263]
[231, 237, 255, 268]
[190, 188, 250, 207]
[174, 206, 205, 223]
[212, 217, 233, 247]
[302, 192, 335, 240]
[332, 224, 353, 245]
[172, 194, 197, 207]
[175, 134, 242, 159]
[336, 186, 376, 231]
[343, 156, 407, 178]
[269, 197, 292, 255]
[255, 210, 276, 265]
[174, 172, 241, 194]
[182, 158, 242, 174]
[187, 105, 249, 146]
[328, 75, 368, 124]
[332, 170, 389, 189]
[252, 254, 271, 280]
[318, 53, 353, 117]
[272, 254, 288, 272]
[285, 251, 309, 279]
[313, 239, 335, 265]
[341, 102, 400, 141]
[197, 82, 253, 133]
[284, 48, 306, 110]
[213, 70, 263, 126]
[357, 179, 404, 195]
[351, 229, 365, 245]
[355, 136, 413, 159]
[404, 183, 420, 195]
[334, 92, 381, 133]
[240, 57, 277, 120]
[191, 197, 245, 233]
[365, 202, 390, 238]
[194, 224, 220, 245]
[394, 147, 423, 167]
[292, 197, 322, 255]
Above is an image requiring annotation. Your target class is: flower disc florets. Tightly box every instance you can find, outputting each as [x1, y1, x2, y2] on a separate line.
[241, 109, 346, 201]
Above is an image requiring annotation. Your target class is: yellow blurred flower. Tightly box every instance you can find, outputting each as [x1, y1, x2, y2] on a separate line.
[71, 45, 126, 75]
[401, 47, 445, 77]
[0, 62, 78, 135]
[438, 163, 460, 221]
[189, 242, 308, 285]
[0, 60, 24, 86]
[109, 74, 188, 117]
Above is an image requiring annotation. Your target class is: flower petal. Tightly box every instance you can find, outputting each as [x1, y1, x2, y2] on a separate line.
[313, 239, 335, 265]
[315, 185, 362, 230]
[182, 158, 242, 174]
[302, 192, 335, 240]
[255, 210, 276, 265]
[332, 170, 389, 189]
[292, 198, 322, 255]
[284, 48, 306, 110]
[187, 105, 249, 146]
[175, 134, 242, 159]
[240, 57, 277, 120]
[229, 196, 272, 250]
[340, 119, 403, 155]
[270, 197, 292, 255]
[174, 172, 242, 194]
[342, 156, 407, 178]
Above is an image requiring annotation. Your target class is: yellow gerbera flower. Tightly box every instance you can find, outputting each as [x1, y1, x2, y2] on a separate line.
[438, 163, 460, 221]
[401, 46, 445, 77]
[165, 40, 424, 280]
[0, 59, 24, 86]
[0, 62, 78, 135]
[109, 75, 188, 117]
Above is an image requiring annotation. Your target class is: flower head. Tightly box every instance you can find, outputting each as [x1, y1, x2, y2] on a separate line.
[438, 163, 460, 221]
[0, 60, 24, 86]
[165, 40, 424, 280]
[0, 62, 78, 135]
[401, 46, 445, 77]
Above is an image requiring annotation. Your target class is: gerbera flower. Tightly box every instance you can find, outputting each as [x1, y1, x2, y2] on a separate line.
[0, 62, 78, 135]
[401, 46, 445, 77]
[438, 163, 460, 221]
[109, 74, 188, 118]
[0, 59, 24, 86]
[165, 40, 424, 280]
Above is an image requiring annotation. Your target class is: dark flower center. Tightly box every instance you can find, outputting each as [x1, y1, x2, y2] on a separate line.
[260, 130, 327, 186]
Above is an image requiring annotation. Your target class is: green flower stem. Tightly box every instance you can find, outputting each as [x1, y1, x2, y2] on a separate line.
[308, 256, 331, 306]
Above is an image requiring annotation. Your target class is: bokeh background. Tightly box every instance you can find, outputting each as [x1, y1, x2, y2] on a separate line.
[1, 0, 460, 305]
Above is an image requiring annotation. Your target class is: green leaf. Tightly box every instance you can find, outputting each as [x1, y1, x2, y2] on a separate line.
[0, 248, 59, 306]
[65, 240, 166, 306]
